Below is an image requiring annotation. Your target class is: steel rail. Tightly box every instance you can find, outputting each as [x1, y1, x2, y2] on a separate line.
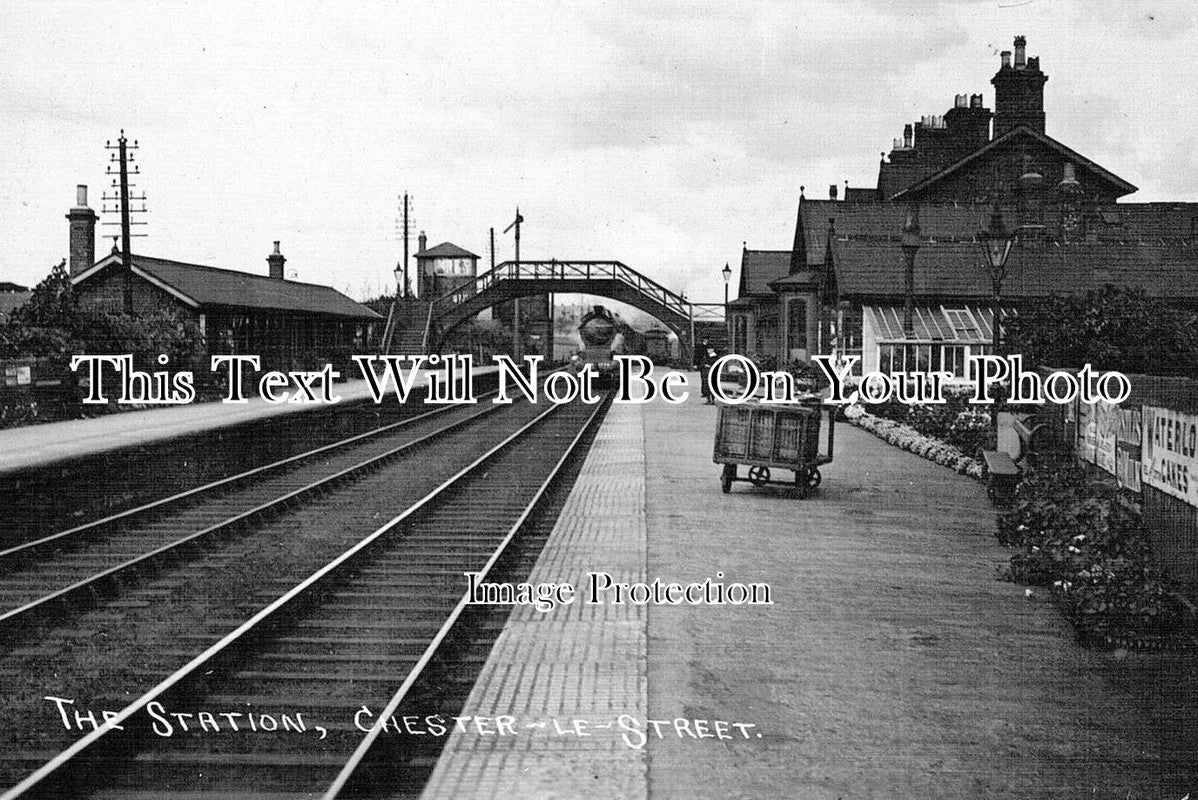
[0, 396, 576, 800]
[0, 389, 480, 569]
[0, 396, 511, 637]
[322, 392, 608, 798]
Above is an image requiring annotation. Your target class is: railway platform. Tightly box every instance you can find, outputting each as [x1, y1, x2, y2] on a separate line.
[0, 367, 499, 476]
[422, 374, 1198, 799]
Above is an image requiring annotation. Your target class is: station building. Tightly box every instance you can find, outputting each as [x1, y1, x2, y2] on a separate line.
[731, 36, 1198, 377]
[64, 187, 381, 370]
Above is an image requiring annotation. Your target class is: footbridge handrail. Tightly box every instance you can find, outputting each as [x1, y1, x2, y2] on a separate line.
[420, 259, 725, 352]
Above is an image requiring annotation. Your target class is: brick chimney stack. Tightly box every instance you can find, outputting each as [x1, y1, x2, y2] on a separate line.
[66, 185, 97, 276]
[267, 241, 286, 280]
[418, 231, 427, 253]
[992, 34, 1048, 138]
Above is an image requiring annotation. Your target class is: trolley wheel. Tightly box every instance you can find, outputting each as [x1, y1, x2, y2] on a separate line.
[748, 466, 771, 487]
[796, 468, 822, 491]
[720, 463, 735, 494]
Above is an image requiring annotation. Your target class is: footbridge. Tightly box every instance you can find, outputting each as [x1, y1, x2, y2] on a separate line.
[416, 260, 726, 360]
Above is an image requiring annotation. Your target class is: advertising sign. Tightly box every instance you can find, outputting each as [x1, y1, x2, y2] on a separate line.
[1142, 405, 1198, 507]
[1114, 405, 1142, 493]
[1076, 401, 1096, 463]
[1094, 402, 1118, 475]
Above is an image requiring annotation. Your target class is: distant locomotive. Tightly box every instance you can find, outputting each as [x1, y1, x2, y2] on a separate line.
[576, 305, 644, 384]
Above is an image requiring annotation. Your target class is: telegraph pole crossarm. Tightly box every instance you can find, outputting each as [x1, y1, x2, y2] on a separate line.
[102, 130, 147, 314]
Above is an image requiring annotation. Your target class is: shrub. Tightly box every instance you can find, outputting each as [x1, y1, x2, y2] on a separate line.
[944, 408, 993, 457]
[995, 462, 1185, 647]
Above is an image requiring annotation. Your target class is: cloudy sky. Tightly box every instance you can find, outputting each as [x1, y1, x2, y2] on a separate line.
[2, 0, 1196, 303]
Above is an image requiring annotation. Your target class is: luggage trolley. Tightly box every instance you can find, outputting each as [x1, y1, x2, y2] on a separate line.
[713, 398, 834, 495]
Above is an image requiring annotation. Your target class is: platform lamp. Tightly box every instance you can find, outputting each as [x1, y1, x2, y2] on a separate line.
[977, 201, 1018, 438]
[977, 202, 1016, 354]
[721, 261, 732, 345]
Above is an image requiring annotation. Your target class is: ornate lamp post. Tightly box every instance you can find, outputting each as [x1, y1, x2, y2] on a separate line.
[721, 261, 732, 346]
[977, 202, 1018, 442]
[900, 208, 921, 337]
[977, 202, 1017, 355]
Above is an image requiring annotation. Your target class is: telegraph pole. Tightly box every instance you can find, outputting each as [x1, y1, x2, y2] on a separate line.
[102, 131, 147, 314]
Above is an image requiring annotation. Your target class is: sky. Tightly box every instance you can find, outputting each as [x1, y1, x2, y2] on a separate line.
[2, 0, 1197, 304]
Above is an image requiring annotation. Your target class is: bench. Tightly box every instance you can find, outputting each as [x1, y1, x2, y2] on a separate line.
[982, 414, 1048, 504]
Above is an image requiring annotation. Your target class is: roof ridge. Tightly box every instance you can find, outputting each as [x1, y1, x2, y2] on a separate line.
[130, 254, 348, 292]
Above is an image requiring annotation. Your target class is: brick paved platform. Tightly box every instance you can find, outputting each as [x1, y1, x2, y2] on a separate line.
[421, 401, 648, 800]
[422, 380, 1198, 800]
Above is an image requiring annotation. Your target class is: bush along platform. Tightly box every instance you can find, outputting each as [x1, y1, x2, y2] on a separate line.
[995, 464, 1194, 651]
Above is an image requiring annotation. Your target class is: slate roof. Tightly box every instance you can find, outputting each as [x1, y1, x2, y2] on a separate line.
[414, 242, 479, 259]
[794, 197, 1198, 301]
[829, 238, 1198, 300]
[798, 200, 1003, 266]
[76, 254, 381, 319]
[737, 250, 791, 297]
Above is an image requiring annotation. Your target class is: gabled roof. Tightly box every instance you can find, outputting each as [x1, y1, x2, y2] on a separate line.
[414, 242, 479, 259]
[74, 254, 381, 319]
[737, 249, 791, 297]
[891, 126, 1138, 201]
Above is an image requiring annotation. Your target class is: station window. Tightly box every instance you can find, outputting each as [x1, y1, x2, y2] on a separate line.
[788, 299, 808, 351]
[944, 309, 980, 339]
[879, 343, 989, 377]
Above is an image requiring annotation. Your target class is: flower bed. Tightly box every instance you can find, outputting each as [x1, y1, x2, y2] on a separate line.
[995, 463, 1190, 650]
[845, 405, 985, 480]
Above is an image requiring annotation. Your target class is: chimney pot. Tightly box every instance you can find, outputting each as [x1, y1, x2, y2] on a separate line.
[829, 184, 838, 200]
[76, 185, 88, 207]
[955, 94, 966, 108]
[1000, 50, 1011, 69]
[970, 93, 983, 108]
[1014, 35, 1027, 68]
[272, 240, 281, 255]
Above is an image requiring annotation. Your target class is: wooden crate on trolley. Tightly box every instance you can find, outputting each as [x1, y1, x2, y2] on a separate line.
[712, 397, 834, 496]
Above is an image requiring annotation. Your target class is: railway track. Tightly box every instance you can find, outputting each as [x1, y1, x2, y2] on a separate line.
[0, 394, 518, 640]
[2, 393, 609, 799]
